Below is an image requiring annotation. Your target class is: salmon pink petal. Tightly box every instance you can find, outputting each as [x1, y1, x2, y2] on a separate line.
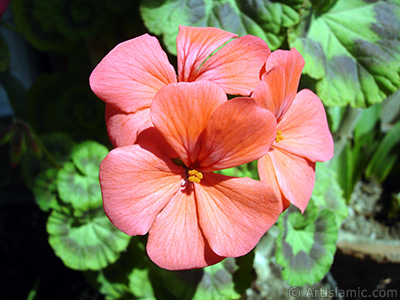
[99, 145, 184, 236]
[147, 187, 224, 270]
[196, 173, 280, 257]
[195, 35, 271, 95]
[258, 48, 304, 120]
[265, 148, 315, 213]
[252, 66, 286, 118]
[135, 127, 178, 159]
[258, 154, 290, 212]
[90, 34, 177, 113]
[105, 105, 152, 147]
[275, 89, 334, 162]
[177, 25, 237, 82]
[151, 81, 227, 167]
[197, 97, 277, 172]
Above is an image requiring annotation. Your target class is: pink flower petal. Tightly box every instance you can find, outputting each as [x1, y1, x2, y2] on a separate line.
[147, 186, 224, 270]
[151, 81, 227, 167]
[177, 25, 237, 82]
[275, 89, 334, 162]
[258, 154, 290, 212]
[252, 66, 286, 117]
[262, 148, 316, 213]
[105, 104, 152, 147]
[135, 127, 178, 159]
[263, 48, 304, 120]
[254, 48, 304, 121]
[195, 172, 280, 257]
[197, 97, 277, 172]
[195, 35, 271, 95]
[99, 145, 184, 236]
[90, 34, 177, 113]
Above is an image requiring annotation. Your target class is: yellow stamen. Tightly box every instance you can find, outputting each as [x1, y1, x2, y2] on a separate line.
[188, 169, 203, 184]
[275, 130, 284, 143]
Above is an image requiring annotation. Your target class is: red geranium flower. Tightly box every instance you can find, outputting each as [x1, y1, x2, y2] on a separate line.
[89, 25, 270, 147]
[99, 81, 280, 270]
[252, 48, 334, 212]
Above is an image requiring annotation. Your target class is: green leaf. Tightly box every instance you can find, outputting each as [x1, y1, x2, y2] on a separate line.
[150, 258, 240, 300]
[192, 259, 241, 300]
[354, 104, 381, 141]
[366, 120, 400, 182]
[27, 74, 106, 142]
[276, 203, 338, 286]
[88, 237, 152, 300]
[311, 163, 348, 226]
[289, 0, 400, 107]
[216, 160, 258, 180]
[11, 0, 75, 51]
[140, 0, 301, 54]
[32, 167, 59, 212]
[57, 140, 108, 211]
[70, 140, 109, 177]
[57, 162, 102, 211]
[21, 132, 76, 189]
[381, 88, 400, 131]
[232, 251, 255, 295]
[53, 0, 102, 40]
[129, 268, 156, 300]
[47, 208, 131, 271]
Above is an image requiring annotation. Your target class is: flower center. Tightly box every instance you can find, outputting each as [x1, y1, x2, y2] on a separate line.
[275, 130, 284, 143]
[187, 169, 203, 184]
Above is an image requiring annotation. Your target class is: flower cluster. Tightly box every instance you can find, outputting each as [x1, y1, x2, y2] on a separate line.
[89, 26, 333, 270]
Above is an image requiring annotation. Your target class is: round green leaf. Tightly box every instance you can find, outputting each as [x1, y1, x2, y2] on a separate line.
[27, 74, 106, 142]
[193, 259, 240, 300]
[312, 163, 348, 226]
[11, 0, 76, 51]
[289, 0, 400, 107]
[276, 203, 338, 286]
[57, 162, 101, 211]
[71, 140, 109, 177]
[129, 268, 155, 300]
[140, 0, 301, 55]
[92, 237, 153, 300]
[32, 167, 59, 212]
[47, 209, 131, 271]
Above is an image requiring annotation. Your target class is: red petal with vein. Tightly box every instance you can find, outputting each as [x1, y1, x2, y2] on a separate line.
[151, 81, 227, 167]
[260, 48, 304, 120]
[105, 104, 152, 147]
[195, 35, 271, 95]
[147, 187, 224, 270]
[90, 34, 177, 113]
[197, 97, 277, 172]
[258, 154, 290, 212]
[177, 25, 237, 82]
[99, 145, 184, 236]
[252, 66, 286, 118]
[275, 89, 334, 162]
[196, 173, 280, 257]
[135, 127, 178, 159]
[266, 148, 315, 213]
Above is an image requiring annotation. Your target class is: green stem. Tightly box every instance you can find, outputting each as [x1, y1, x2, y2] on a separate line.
[0, 21, 19, 33]
[35, 136, 62, 170]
